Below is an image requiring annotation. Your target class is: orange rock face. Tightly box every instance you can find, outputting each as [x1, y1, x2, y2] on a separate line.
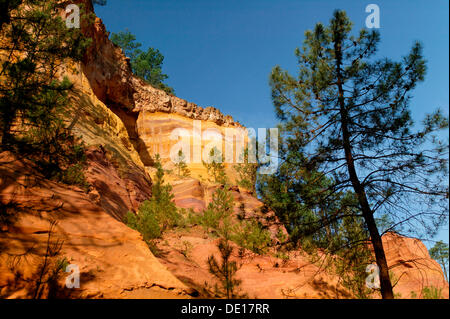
[162, 179, 449, 299]
[84, 146, 152, 219]
[1, 0, 447, 300]
[0, 152, 191, 299]
[169, 179, 287, 242]
[382, 233, 449, 298]
[77, 6, 249, 181]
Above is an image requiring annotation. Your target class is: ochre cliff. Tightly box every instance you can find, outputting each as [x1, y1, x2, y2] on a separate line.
[0, 0, 448, 299]
[79, 13, 246, 181]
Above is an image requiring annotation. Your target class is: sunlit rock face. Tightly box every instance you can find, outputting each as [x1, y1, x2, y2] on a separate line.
[1, 0, 446, 300]
[381, 233, 449, 298]
[0, 152, 191, 299]
[135, 111, 248, 182]
[76, 6, 248, 180]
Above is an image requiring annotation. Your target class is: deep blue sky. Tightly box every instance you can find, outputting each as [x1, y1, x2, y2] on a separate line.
[95, 0, 449, 247]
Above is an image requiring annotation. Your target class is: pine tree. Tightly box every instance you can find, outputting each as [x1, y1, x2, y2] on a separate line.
[174, 149, 190, 177]
[267, 10, 448, 298]
[0, 0, 92, 178]
[207, 236, 243, 299]
[207, 214, 244, 299]
[429, 241, 449, 282]
[234, 147, 258, 193]
[125, 154, 181, 243]
[110, 29, 174, 94]
[200, 187, 234, 233]
[203, 147, 228, 185]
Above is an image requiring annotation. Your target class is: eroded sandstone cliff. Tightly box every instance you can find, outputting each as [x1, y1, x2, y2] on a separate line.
[0, 0, 448, 299]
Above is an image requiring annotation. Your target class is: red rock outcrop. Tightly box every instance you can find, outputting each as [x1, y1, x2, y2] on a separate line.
[84, 146, 152, 219]
[1, 0, 447, 300]
[58, 1, 450, 299]
[0, 151, 191, 299]
[383, 233, 449, 298]
[77, 4, 246, 179]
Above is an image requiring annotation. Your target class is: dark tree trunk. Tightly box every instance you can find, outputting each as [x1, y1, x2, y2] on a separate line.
[333, 32, 394, 299]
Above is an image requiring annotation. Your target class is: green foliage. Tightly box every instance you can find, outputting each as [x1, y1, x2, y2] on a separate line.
[195, 186, 272, 255]
[274, 251, 289, 262]
[264, 9, 448, 299]
[55, 163, 90, 192]
[333, 234, 375, 299]
[197, 187, 234, 233]
[422, 286, 444, 299]
[259, 165, 374, 297]
[429, 240, 449, 282]
[174, 149, 190, 178]
[231, 220, 271, 255]
[125, 207, 161, 242]
[233, 147, 257, 192]
[110, 29, 174, 94]
[110, 29, 141, 60]
[125, 154, 182, 247]
[207, 236, 244, 299]
[202, 147, 228, 185]
[276, 228, 287, 244]
[0, 0, 92, 178]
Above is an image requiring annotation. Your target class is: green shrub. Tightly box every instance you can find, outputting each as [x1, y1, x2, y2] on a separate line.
[57, 163, 90, 192]
[197, 187, 234, 233]
[207, 236, 244, 299]
[274, 251, 290, 262]
[125, 154, 182, 247]
[231, 221, 272, 255]
[275, 228, 287, 243]
[233, 147, 257, 192]
[202, 147, 228, 185]
[195, 187, 271, 255]
[174, 149, 191, 178]
[422, 286, 443, 299]
[125, 208, 161, 242]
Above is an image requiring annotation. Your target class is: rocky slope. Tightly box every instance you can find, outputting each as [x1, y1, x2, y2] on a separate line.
[0, 151, 192, 299]
[0, 0, 448, 299]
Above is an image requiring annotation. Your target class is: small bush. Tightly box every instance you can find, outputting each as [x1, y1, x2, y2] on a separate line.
[231, 221, 272, 255]
[195, 187, 271, 255]
[197, 187, 234, 233]
[422, 286, 443, 299]
[233, 147, 257, 192]
[202, 147, 228, 185]
[207, 237, 244, 299]
[276, 228, 287, 243]
[57, 163, 90, 192]
[125, 154, 183, 249]
[274, 251, 290, 262]
[125, 209, 161, 242]
[174, 149, 191, 178]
